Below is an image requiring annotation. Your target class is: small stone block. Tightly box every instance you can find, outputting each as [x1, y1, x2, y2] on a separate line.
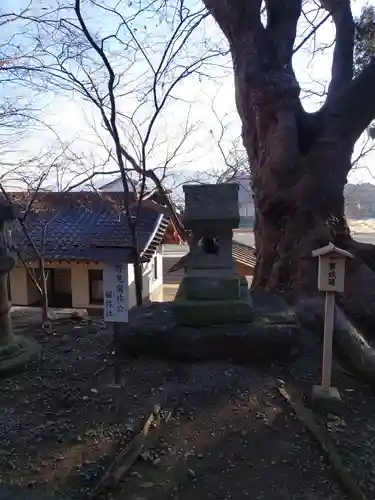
[311, 385, 344, 415]
[183, 275, 240, 301]
[171, 298, 253, 326]
[183, 184, 240, 225]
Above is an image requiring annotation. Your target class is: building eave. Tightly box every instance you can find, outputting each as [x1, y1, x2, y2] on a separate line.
[140, 214, 170, 262]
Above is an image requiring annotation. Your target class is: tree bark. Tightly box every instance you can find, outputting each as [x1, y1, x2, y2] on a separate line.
[248, 114, 352, 297]
[203, 0, 375, 383]
[19, 221, 50, 322]
[338, 254, 375, 335]
[39, 262, 49, 322]
[203, 0, 375, 298]
[234, 43, 375, 359]
[232, 55, 353, 297]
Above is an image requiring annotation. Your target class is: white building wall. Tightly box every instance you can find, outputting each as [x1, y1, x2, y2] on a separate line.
[126, 248, 163, 306]
[9, 266, 28, 305]
[141, 247, 163, 301]
[228, 177, 254, 224]
[99, 177, 135, 192]
[127, 263, 136, 308]
[239, 201, 255, 217]
[10, 259, 161, 311]
[71, 263, 90, 308]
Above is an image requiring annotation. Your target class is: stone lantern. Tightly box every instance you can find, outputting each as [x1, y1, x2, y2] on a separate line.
[172, 184, 253, 326]
[0, 202, 39, 374]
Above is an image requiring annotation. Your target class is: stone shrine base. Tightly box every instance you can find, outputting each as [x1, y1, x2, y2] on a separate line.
[119, 291, 300, 361]
[172, 274, 253, 326]
[0, 335, 40, 375]
[171, 298, 254, 327]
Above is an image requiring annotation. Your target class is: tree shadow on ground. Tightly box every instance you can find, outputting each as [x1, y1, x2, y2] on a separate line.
[2, 309, 375, 499]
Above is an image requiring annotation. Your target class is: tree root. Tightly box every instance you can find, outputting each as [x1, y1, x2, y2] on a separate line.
[339, 259, 375, 334]
[295, 297, 375, 387]
[346, 239, 375, 273]
[86, 404, 164, 500]
[336, 239, 375, 333]
[334, 308, 375, 385]
[279, 383, 368, 500]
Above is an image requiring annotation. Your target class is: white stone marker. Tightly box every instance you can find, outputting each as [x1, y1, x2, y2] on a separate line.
[311, 243, 354, 411]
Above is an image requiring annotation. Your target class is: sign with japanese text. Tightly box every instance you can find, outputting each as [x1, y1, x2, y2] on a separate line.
[103, 263, 129, 322]
[317, 256, 346, 293]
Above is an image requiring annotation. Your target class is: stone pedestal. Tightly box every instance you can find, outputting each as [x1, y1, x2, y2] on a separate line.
[0, 333, 40, 374]
[173, 184, 253, 326]
[119, 291, 300, 361]
[0, 203, 39, 375]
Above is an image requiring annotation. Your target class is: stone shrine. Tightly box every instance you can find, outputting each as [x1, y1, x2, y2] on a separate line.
[172, 184, 253, 326]
[119, 182, 300, 362]
[0, 202, 39, 374]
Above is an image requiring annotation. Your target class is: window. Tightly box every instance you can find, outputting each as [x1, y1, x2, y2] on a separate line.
[153, 256, 158, 281]
[239, 202, 247, 217]
[88, 269, 103, 304]
[239, 202, 254, 217]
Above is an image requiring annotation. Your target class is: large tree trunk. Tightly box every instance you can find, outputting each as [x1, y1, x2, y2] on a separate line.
[227, 18, 362, 301]
[233, 50, 375, 371]
[202, 0, 375, 384]
[202, 0, 375, 297]
[246, 113, 352, 297]
[234, 64, 375, 328]
[238, 84, 375, 381]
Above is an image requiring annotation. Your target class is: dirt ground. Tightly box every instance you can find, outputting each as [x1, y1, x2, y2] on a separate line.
[1, 308, 375, 500]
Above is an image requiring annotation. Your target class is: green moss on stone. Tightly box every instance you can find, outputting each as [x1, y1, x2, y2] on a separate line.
[171, 299, 253, 326]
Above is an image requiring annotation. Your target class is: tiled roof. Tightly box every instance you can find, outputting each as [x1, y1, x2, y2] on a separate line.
[7, 191, 168, 263]
[167, 241, 256, 273]
[232, 241, 257, 268]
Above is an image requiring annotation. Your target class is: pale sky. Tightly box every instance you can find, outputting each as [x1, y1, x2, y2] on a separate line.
[1, 0, 374, 191]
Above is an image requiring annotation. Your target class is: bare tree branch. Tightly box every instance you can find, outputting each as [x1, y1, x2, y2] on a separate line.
[326, 58, 375, 144]
[203, 0, 264, 40]
[320, 0, 354, 102]
[265, 0, 302, 66]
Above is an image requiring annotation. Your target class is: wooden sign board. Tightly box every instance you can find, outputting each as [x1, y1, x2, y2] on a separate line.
[103, 263, 129, 323]
[312, 243, 354, 294]
[317, 256, 346, 293]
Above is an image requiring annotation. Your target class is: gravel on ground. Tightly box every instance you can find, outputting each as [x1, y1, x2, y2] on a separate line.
[1, 308, 375, 500]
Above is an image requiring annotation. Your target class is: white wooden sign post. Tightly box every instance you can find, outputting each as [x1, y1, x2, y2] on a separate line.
[103, 263, 129, 385]
[103, 263, 129, 323]
[311, 243, 354, 411]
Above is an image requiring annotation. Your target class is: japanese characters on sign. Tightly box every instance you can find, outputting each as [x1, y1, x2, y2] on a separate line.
[327, 261, 337, 287]
[103, 263, 129, 322]
[316, 254, 346, 293]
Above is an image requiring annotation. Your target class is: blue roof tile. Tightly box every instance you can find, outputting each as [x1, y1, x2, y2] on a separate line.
[8, 191, 167, 263]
